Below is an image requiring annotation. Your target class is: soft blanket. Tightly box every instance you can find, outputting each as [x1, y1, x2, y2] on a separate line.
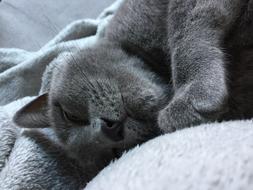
[0, 0, 253, 189]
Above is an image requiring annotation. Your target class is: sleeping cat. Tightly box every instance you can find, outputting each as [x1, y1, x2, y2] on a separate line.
[13, 0, 253, 184]
[104, 0, 253, 132]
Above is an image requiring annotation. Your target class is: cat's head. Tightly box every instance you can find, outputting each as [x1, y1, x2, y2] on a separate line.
[14, 41, 171, 169]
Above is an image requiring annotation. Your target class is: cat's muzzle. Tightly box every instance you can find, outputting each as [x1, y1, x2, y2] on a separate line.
[100, 118, 124, 142]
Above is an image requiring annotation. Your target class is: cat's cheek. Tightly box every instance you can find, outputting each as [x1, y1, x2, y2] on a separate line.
[121, 119, 153, 147]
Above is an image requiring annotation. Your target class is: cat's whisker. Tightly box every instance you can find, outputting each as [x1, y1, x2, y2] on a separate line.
[70, 54, 98, 91]
[53, 62, 87, 92]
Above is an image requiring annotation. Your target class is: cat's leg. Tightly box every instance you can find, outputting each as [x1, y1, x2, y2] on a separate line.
[158, 0, 246, 132]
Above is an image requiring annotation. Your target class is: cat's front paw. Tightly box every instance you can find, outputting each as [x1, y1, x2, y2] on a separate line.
[158, 83, 227, 133]
[158, 98, 205, 133]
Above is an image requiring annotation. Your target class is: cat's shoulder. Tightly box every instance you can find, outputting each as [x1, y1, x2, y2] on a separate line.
[105, 0, 168, 50]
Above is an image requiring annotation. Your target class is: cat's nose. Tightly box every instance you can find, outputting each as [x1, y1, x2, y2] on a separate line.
[101, 118, 124, 142]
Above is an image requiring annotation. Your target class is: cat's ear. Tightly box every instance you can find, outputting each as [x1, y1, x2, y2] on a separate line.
[13, 94, 50, 128]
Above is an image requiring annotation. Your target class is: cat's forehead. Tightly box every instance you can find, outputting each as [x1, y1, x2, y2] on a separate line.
[50, 57, 119, 104]
[62, 49, 117, 78]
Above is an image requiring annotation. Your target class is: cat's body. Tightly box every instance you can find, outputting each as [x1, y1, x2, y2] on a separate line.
[104, 0, 253, 131]
[13, 0, 253, 186]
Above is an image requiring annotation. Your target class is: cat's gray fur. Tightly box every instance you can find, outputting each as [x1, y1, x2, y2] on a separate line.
[13, 0, 253, 187]
[105, 0, 253, 132]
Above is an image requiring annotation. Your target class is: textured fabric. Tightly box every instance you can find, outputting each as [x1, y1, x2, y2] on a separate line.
[86, 120, 253, 190]
[0, 0, 124, 106]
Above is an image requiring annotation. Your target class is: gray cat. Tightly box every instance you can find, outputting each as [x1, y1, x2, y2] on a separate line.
[13, 0, 253, 187]
[104, 0, 253, 132]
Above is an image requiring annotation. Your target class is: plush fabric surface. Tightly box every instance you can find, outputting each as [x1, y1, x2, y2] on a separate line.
[86, 120, 253, 190]
[0, 0, 252, 189]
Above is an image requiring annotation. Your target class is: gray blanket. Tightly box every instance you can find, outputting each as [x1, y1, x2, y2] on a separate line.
[0, 0, 123, 105]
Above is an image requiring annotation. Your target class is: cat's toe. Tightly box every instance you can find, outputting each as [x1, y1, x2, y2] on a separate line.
[158, 109, 176, 133]
[158, 98, 206, 133]
[158, 81, 228, 133]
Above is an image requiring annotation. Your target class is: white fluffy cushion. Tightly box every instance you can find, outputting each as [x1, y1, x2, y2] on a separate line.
[86, 120, 253, 190]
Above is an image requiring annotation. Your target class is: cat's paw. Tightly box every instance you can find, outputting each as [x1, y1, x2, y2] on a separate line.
[158, 97, 205, 133]
[158, 83, 227, 133]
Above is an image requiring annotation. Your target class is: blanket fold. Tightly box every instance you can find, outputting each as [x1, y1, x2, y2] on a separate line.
[0, 0, 123, 106]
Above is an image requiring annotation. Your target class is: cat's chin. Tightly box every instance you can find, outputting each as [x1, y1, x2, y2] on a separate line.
[70, 148, 124, 176]
[112, 148, 125, 159]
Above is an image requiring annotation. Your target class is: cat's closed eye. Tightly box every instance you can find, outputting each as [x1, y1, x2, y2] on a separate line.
[62, 110, 89, 125]
[51, 99, 89, 126]
[53, 104, 89, 126]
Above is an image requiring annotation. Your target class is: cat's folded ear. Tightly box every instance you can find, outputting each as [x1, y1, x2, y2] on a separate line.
[13, 94, 50, 128]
